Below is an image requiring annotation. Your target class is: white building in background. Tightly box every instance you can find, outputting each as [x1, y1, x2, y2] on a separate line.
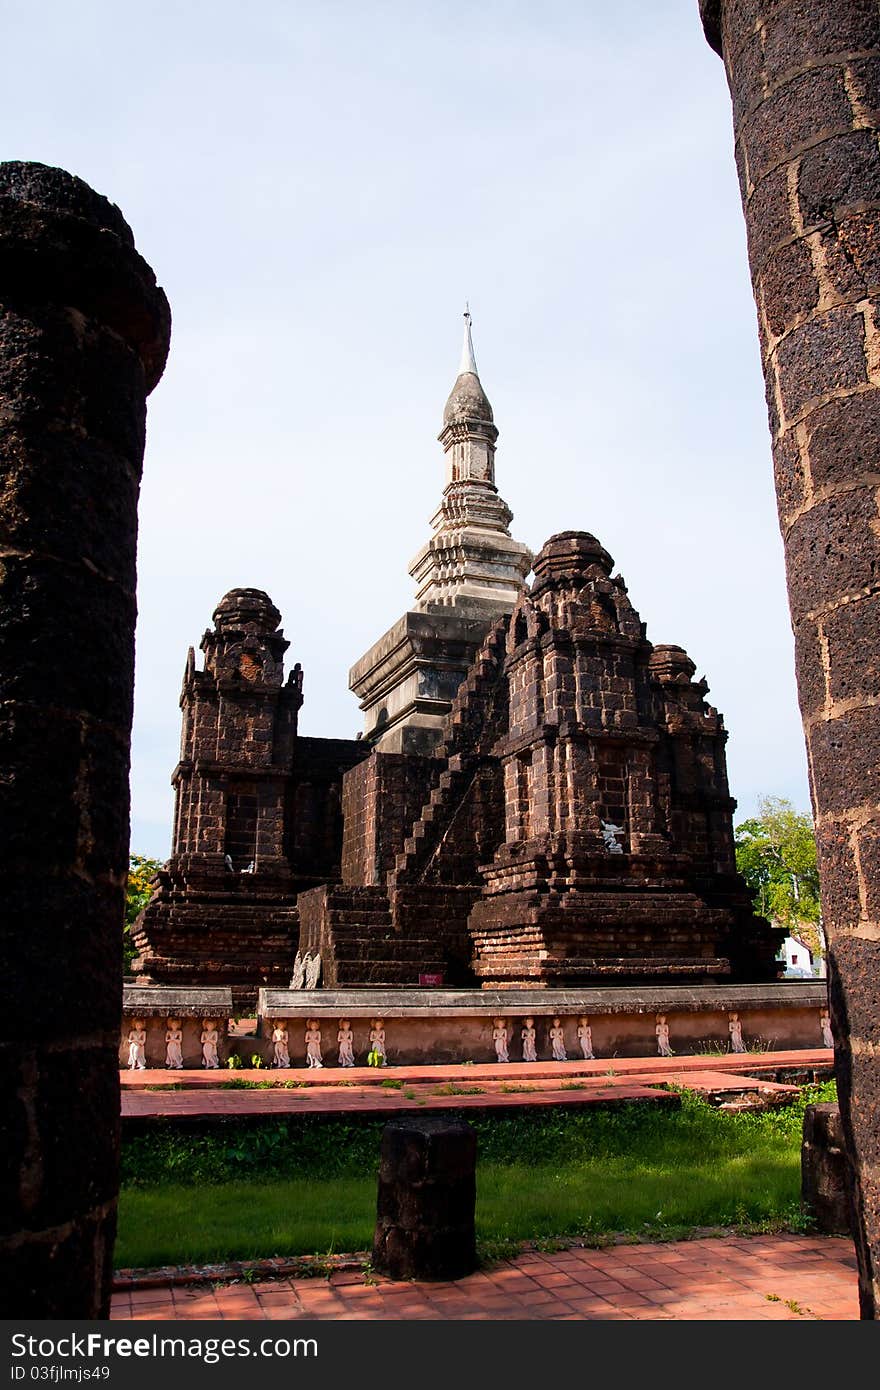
[778, 934, 823, 978]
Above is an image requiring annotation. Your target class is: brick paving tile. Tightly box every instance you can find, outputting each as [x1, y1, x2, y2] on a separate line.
[616, 1274, 669, 1292]
[109, 1233, 859, 1321]
[606, 1290, 652, 1308]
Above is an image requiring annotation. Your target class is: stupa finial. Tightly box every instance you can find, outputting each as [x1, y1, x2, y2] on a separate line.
[458, 302, 479, 377]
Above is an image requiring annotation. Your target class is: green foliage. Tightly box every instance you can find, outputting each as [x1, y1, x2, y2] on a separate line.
[735, 797, 822, 947]
[124, 853, 163, 972]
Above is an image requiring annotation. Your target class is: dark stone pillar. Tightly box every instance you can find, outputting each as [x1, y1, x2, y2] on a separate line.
[700, 0, 880, 1316]
[0, 162, 170, 1316]
[802, 1103, 853, 1236]
[373, 1116, 477, 1280]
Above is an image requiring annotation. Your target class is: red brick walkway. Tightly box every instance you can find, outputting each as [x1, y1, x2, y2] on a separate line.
[110, 1234, 858, 1321]
[121, 1048, 832, 1120]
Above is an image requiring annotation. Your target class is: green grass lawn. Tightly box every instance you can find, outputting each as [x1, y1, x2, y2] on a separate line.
[115, 1083, 834, 1270]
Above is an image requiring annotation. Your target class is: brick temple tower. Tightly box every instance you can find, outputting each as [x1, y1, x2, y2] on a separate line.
[132, 587, 364, 1008]
[349, 311, 531, 753]
[467, 532, 781, 985]
[171, 588, 300, 873]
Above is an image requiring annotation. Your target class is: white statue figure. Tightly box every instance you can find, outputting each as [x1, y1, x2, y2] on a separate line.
[601, 819, 624, 853]
[549, 1016, 567, 1062]
[291, 950, 305, 990]
[337, 1019, 355, 1067]
[200, 1018, 220, 1069]
[521, 1016, 537, 1062]
[655, 1014, 673, 1058]
[272, 1022, 291, 1068]
[242, 860, 255, 874]
[820, 1011, 834, 1049]
[164, 1018, 183, 1070]
[305, 952, 322, 990]
[224, 854, 234, 873]
[492, 1017, 510, 1064]
[577, 1016, 595, 1060]
[728, 1012, 746, 1053]
[369, 1018, 387, 1064]
[127, 1019, 147, 1070]
[305, 1020, 323, 1068]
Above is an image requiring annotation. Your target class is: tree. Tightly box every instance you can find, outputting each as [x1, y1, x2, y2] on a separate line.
[734, 797, 822, 957]
[124, 853, 163, 973]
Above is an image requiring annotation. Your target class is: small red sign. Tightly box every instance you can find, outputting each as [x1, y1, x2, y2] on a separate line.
[419, 973, 444, 987]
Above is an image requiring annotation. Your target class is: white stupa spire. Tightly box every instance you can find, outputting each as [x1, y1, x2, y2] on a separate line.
[458, 304, 479, 376]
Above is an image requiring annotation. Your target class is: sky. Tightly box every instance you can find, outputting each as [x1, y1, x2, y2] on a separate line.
[4, 0, 813, 858]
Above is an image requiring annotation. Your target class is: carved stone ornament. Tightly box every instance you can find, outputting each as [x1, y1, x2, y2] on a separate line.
[492, 1017, 509, 1064]
[127, 1020, 147, 1071]
[291, 951, 305, 990]
[272, 1022, 291, 1068]
[164, 1018, 183, 1070]
[337, 1020, 355, 1067]
[369, 1019, 387, 1062]
[600, 819, 625, 853]
[549, 1016, 567, 1062]
[200, 1018, 220, 1069]
[305, 952, 322, 990]
[305, 1020, 323, 1068]
[728, 1012, 746, 1054]
[655, 1013, 673, 1058]
[577, 1016, 595, 1060]
[521, 1016, 537, 1063]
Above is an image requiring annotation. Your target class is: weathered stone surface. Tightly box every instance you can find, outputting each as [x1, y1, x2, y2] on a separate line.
[702, 0, 880, 1319]
[802, 1103, 853, 1235]
[372, 1116, 477, 1281]
[0, 160, 169, 1317]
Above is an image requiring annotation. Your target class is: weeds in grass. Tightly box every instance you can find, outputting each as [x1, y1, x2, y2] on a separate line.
[380, 1078, 404, 1090]
[435, 1083, 484, 1096]
[499, 1083, 536, 1094]
[476, 1237, 522, 1267]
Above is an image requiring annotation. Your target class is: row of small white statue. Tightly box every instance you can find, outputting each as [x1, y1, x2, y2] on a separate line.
[270, 1019, 383, 1069]
[126, 1009, 837, 1071]
[497, 1009, 835, 1061]
[493, 1014, 677, 1062]
[125, 1018, 222, 1070]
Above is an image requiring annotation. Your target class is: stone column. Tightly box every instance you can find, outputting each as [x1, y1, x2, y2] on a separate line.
[0, 162, 170, 1316]
[802, 1103, 853, 1236]
[373, 1116, 477, 1281]
[699, 0, 880, 1316]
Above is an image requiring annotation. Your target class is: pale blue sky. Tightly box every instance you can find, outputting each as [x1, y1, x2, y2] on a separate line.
[4, 1, 812, 857]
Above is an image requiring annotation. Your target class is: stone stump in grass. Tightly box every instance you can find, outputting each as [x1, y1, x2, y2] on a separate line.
[372, 1116, 477, 1280]
[802, 1103, 852, 1236]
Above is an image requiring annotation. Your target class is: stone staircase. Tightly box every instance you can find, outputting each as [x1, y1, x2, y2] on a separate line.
[389, 616, 509, 887]
[296, 884, 447, 987]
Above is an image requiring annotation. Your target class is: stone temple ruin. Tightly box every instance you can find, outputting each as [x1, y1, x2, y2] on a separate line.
[132, 312, 783, 1014]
